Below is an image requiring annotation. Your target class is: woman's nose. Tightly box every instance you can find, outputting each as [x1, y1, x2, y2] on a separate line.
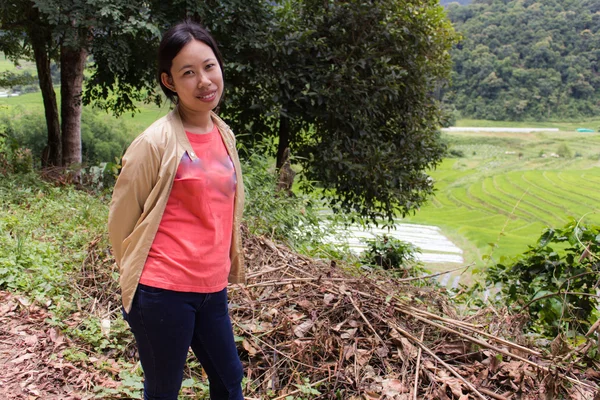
[198, 74, 211, 88]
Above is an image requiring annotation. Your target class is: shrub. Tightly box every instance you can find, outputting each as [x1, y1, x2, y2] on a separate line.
[361, 234, 424, 277]
[241, 149, 335, 251]
[448, 148, 465, 158]
[556, 143, 572, 158]
[485, 220, 600, 338]
[0, 133, 33, 175]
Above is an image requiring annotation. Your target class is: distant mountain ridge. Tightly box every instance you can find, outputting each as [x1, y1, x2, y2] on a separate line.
[440, 0, 472, 5]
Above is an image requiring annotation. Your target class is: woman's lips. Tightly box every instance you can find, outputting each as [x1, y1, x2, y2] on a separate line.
[197, 91, 217, 102]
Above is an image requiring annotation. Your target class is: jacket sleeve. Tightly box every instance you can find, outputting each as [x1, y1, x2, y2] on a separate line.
[108, 136, 160, 267]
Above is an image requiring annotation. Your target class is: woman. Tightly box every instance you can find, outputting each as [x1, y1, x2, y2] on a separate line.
[108, 20, 245, 400]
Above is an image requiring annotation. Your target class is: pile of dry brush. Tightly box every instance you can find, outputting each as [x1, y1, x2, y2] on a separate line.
[229, 232, 600, 399]
[4, 227, 599, 399]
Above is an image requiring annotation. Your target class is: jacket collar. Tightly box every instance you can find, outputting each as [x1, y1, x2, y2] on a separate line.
[169, 107, 230, 162]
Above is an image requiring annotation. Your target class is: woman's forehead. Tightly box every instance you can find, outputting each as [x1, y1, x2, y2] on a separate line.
[173, 40, 217, 66]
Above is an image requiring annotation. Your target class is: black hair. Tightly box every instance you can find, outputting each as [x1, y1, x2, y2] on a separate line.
[157, 20, 224, 104]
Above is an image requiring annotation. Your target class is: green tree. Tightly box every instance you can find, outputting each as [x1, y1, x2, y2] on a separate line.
[0, 0, 158, 167]
[0, 1, 61, 166]
[224, 0, 459, 222]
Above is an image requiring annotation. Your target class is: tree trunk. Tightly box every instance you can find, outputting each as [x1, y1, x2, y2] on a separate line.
[60, 45, 87, 169]
[28, 22, 61, 167]
[276, 115, 290, 169]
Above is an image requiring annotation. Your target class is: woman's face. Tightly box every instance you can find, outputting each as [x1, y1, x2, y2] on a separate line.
[162, 39, 223, 115]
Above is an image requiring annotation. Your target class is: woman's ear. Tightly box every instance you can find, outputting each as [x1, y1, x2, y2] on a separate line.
[161, 72, 175, 92]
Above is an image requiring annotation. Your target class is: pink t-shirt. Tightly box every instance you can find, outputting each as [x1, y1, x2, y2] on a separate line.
[139, 124, 236, 292]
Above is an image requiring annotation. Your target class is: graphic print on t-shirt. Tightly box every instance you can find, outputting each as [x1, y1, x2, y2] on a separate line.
[140, 125, 237, 293]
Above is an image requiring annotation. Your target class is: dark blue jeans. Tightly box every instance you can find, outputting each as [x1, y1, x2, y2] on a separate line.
[122, 285, 244, 400]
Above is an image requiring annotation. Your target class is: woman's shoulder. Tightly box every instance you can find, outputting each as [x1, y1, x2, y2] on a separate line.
[211, 112, 236, 138]
[139, 110, 179, 141]
[125, 110, 179, 155]
[128, 110, 180, 147]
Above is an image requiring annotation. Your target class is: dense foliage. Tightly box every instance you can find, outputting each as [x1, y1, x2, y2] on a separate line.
[446, 0, 600, 120]
[485, 220, 600, 338]
[224, 0, 458, 223]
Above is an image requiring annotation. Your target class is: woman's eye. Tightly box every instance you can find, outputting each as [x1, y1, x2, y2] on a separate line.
[206, 64, 215, 70]
[183, 70, 193, 76]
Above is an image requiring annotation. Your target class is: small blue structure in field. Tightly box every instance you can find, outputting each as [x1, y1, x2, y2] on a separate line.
[576, 128, 595, 133]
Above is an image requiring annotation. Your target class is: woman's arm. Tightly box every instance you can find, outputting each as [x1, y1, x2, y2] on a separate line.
[108, 136, 160, 267]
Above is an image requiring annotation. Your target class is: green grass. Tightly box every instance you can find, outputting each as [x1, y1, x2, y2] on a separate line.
[0, 173, 109, 301]
[0, 90, 170, 138]
[405, 128, 600, 267]
[0, 53, 37, 76]
[456, 118, 600, 132]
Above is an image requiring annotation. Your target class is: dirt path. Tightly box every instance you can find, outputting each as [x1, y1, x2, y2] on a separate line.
[0, 291, 118, 399]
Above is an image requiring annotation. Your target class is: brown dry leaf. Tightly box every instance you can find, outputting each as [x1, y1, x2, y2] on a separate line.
[0, 301, 17, 316]
[251, 321, 274, 333]
[440, 377, 467, 399]
[389, 326, 404, 345]
[489, 354, 501, 374]
[242, 338, 259, 356]
[288, 312, 305, 322]
[381, 378, 409, 396]
[48, 328, 64, 345]
[23, 335, 38, 347]
[422, 359, 440, 373]
[293, 320, 314, 338]
[16, 296, 31, 307]
[323, 293, 335, 305]
[10, 324, 27, 334]
[399, 337, 418, 360]
[363, 391, 380, 400]
[550, 334, 570, 357]
[355, 349, 371, 366]
[261, 308, 278, 321]
[297, 299, 312, 309]
[332, 320, 346, 332]
[376, 346, 389, 358]
[435, 386, 453, 400]
[585, 368, 600, 380]
[11, 353, 36, 364]
[362, 365, 378, 381]
[503, 361, 525, 382]
[341, 328, 358, 339]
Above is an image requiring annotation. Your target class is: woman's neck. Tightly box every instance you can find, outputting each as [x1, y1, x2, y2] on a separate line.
[178, 106, 213, 134]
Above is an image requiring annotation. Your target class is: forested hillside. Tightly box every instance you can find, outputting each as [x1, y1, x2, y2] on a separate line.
[446, 0, 600, 120]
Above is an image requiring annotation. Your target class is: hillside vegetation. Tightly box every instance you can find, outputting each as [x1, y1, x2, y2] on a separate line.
[446, 0, 600, 120]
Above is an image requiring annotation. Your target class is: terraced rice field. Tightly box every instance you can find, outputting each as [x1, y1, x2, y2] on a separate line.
[404, 129, 600, 266]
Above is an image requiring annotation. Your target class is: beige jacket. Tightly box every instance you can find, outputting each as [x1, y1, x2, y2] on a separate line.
[108, 108, 245, 313]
